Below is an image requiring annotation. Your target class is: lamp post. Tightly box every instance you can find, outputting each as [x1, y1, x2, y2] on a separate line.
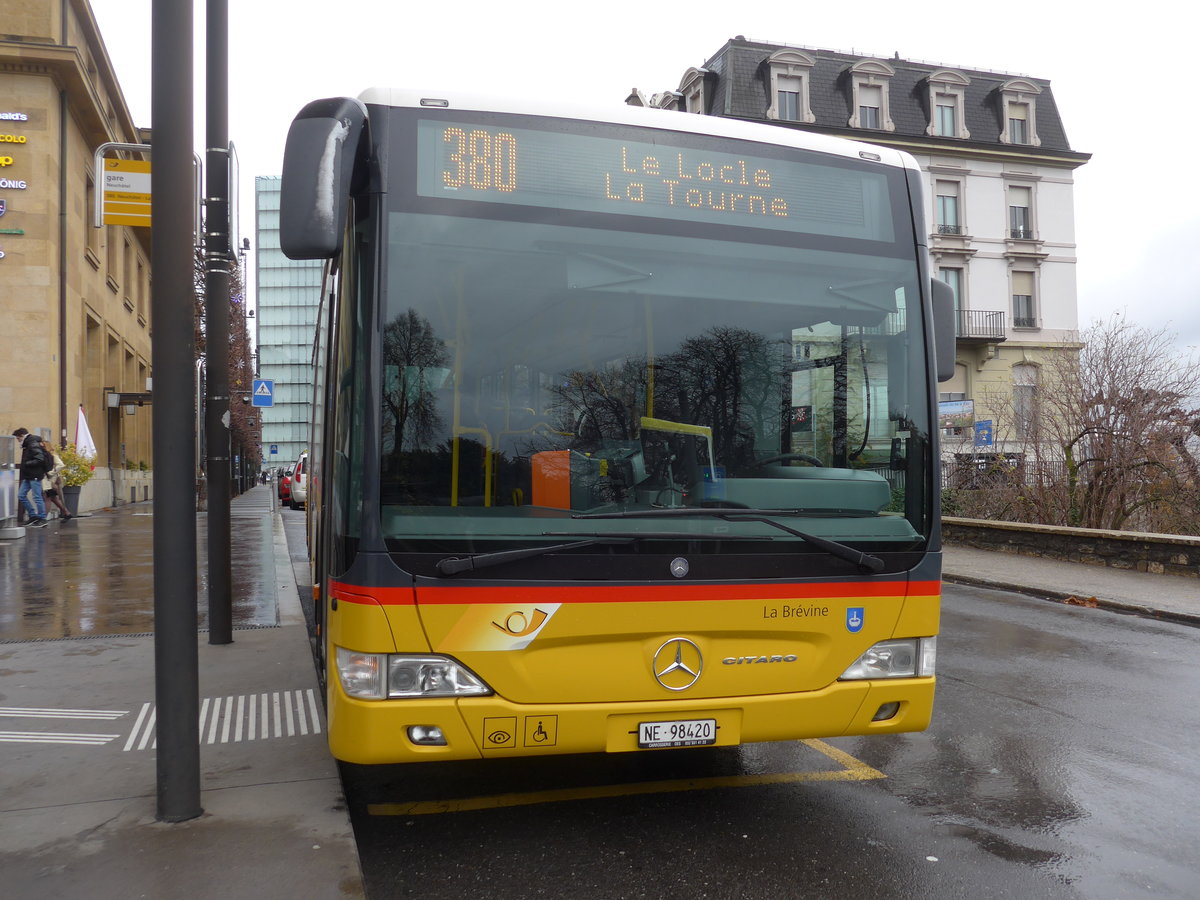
[204, 0, 233, 645]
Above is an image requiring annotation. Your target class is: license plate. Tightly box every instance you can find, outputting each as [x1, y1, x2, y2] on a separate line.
[638, 718, 717, 749]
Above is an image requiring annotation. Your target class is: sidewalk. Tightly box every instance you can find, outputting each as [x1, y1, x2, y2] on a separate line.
[0, 487, 364, 899]
[943, 543, 1200, 627]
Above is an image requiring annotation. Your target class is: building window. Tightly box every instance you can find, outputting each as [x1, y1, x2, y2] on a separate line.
[766, 49, 816, 123]
[136, 257, 146, 323]
[777, 83, 801, 121]
[106, 228, 120, 292]
[999, 79, 1042, 146]
[938, 268, 963, 312]
[1012, 364, 1039, 440]
[848, 59, 896, 132]
[679, 67, 709, 114]
[926, 70, 971, 140]
[935, 180, 962, 235]
[85, 175, 101, 263]
[1008, 104, 1030, 144]
[937, 101, 957, 136]
[123, 239, 134, 310]
[1008, 185, 1033, 239]
[858, 86, 882, 129]
[1012, 271, 1037, 328]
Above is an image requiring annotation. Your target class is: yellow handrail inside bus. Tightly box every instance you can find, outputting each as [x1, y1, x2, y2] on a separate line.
[639, 416, 715, 475]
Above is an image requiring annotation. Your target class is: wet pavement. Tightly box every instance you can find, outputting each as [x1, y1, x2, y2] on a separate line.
[0, 497, 278, 641]
[0, 486, 363, 899]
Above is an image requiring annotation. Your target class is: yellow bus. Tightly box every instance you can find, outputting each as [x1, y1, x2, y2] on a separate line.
[280, 90, 954, 764]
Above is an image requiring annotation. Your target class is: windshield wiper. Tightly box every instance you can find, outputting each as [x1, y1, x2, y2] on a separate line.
[575, 509, 885, 574]
[434, 531, 766, 577]
[436, 537, 633, 576]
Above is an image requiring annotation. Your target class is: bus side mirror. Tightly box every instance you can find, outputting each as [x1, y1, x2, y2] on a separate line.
[280, 97, 368, 260]
[930, 278, 956, 383]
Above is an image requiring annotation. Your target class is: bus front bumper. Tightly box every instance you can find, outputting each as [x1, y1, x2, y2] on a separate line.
[326, 677, 935, 765]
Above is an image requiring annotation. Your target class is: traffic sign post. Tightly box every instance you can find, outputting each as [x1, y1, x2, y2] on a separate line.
[252, 379, 274, 407]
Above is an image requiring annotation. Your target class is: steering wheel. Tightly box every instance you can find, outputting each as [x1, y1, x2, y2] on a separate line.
[745, 453, 823, 470]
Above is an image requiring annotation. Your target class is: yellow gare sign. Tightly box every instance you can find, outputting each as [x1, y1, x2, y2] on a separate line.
[102, 158, 151, 227]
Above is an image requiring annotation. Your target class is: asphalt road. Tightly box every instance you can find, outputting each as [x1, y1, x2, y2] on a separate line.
[284, 528, 1198, 900]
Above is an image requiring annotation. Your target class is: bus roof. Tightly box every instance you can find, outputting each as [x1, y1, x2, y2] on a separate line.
[357, 87, 921, 174]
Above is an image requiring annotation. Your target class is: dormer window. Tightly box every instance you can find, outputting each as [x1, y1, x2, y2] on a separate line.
[999, 79, 1042, 146]
[858, 86, 883, 129]
[926, 69, 971, 140]
[848, 60, 896, 132]
[765, 49, 816, 123]
[1008, 103, 1030, 144]
[650, 92, 682, 111]
[678, 68, 710, 115]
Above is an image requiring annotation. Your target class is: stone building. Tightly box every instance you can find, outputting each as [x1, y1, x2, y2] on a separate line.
[1, 0, 152, 511]
[631, 38, 1091, 464]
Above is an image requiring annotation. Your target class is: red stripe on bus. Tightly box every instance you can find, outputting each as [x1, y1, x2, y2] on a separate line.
[330, 579, 940, 606]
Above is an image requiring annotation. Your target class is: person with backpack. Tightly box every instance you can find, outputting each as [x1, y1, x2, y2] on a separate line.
[12, 427, 51, 527]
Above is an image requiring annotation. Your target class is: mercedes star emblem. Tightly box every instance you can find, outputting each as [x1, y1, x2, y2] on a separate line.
[653, 638, 703, 691]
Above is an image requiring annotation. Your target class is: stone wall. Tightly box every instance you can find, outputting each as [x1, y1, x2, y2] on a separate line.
[943, 517, 1200, 578]
[77, 467, 153, 512]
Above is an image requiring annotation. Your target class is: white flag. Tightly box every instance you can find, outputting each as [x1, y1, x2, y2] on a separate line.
[76, 405, 97, 459]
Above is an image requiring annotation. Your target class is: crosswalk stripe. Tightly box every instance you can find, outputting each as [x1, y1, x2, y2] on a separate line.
[0, 707, 128, 720]
[1, 731, 120, 745]
[115, 690, 324, 750]
[123, 702, 152, 752]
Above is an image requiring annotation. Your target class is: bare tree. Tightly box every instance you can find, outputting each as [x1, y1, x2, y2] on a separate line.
[193, 248, 261, 477]
[952, 316, 1200, 533]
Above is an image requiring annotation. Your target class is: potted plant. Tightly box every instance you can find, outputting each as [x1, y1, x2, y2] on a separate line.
[56, 443, 95, 516]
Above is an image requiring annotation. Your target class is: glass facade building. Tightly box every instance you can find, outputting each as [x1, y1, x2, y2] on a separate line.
[254, 176, 323, 472]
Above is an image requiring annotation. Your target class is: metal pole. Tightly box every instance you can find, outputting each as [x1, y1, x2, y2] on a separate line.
[151, 0, 201, 823]
[205, 0, 233, 644]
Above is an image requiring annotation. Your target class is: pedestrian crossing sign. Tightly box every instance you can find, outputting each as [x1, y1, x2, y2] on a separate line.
[252, 379, 274, 408]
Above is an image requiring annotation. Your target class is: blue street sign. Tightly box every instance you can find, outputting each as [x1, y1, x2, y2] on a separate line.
[269, 444, 278, 455]
[974, 420, 994, 448]
[252, 379, 274, 408]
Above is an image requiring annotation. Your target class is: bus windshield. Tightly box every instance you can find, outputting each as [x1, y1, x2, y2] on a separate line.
[375, 111, 931, 563]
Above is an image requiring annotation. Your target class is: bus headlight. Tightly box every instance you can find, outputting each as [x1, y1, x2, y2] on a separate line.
[336, 648, 385, 699]
[387, 655, 491, 698]
[839, 637, 936, 680]
[335, 647, 492, 699]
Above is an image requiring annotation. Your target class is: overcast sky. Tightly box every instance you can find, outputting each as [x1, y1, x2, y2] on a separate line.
[90, 0, 1200, 348]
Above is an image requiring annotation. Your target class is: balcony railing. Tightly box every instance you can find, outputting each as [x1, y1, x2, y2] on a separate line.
[936, 223, 964, 235]
[1013, 317, 1038, 328]
[957, 309, 1006, 341]
[1009, 226, 1034, 240]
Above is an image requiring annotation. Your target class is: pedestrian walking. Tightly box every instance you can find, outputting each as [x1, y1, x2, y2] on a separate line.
[42, 447, 71, 521]
[12, 427, 51, 528]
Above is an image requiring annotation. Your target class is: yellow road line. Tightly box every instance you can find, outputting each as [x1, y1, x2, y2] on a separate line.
[368, 739, 884, 816]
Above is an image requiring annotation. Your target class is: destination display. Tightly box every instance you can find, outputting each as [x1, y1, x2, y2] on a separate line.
[416, 119, 895, 242]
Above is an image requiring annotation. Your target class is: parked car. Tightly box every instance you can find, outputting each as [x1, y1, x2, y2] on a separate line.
[278, 466, 293, 504]
[289, 450, 309, 509]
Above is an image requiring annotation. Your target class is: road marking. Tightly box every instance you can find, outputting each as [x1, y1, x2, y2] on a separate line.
[0, 731, 121, 746]
[123, 702, 151, 751]
[0, 707, 128, 720]
[123, 689, 322, 751]
[367, 738, 886, 816]
[0, 694, 322, 750]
